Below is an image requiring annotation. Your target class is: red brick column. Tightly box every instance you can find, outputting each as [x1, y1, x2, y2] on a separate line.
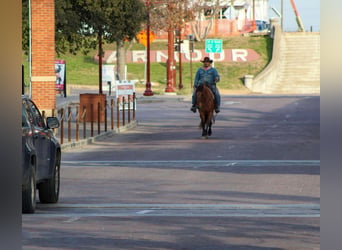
[31, 0, 56, 116]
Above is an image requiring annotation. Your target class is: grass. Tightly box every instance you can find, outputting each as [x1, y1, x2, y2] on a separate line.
[22, 35, 273, 95]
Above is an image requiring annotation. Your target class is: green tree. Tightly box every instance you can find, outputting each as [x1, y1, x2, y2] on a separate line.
[22, 0, 146, 92]
[108, 0, 146, 81]
[65, 0, 146, 89]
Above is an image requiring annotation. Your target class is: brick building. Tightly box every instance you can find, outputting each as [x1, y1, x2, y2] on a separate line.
[31, 0, 56, 116]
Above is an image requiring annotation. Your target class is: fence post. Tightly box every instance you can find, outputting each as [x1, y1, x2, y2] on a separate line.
[76, 106, 79, 141]
[90, 104, 94, 137]
[122, 96, 125, 127]
[60, 108, 64, 144]
[83, 106, 86, 139]
[111, 99, 114, 130]
[97, 102, 101, 135]
[68, 106, 71, 142]
[133, 92, 136, 120]
[128, 94, 131, 124]
[104, 99, 107, 132]
[117, 97, 120, 129]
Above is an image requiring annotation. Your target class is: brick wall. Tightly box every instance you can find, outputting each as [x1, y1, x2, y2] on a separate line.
[31, 0, 56, 116]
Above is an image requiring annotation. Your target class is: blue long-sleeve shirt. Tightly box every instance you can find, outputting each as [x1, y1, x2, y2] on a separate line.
[194, 67, 220, 87]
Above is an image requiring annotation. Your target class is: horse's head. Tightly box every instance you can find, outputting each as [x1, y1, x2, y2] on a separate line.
[196, 82, 209, 92]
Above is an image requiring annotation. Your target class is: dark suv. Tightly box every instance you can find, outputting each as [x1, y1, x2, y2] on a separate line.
[22, 96, 61, 213]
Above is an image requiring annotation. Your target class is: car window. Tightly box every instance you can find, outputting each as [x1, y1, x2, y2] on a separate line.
[22, 105, 29, 128]
[23, 99, 46, 128]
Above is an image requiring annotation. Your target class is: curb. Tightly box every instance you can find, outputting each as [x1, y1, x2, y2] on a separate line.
[61, 120, 138, 151]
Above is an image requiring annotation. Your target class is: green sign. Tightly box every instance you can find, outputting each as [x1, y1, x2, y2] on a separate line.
[205, 39, 223, 53]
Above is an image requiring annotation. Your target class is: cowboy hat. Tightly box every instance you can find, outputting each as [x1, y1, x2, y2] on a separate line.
[201, 57, 213, 63]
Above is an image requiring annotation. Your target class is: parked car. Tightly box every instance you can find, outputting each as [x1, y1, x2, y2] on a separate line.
[22, 96, 61, 213]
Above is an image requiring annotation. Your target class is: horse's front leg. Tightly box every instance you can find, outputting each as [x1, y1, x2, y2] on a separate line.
[201, 121, 207, 137]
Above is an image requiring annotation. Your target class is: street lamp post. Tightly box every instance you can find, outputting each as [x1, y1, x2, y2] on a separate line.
[165, 23, 175, 92]
[176, 26, 183, 89]
[143, 0, 154, 96]
[244, 2, 249, 29]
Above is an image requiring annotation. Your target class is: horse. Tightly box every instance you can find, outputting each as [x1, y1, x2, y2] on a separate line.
[196, 83, 215, 139]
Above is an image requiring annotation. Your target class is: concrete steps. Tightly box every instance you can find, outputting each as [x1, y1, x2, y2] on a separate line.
[271, 32, 320, 94]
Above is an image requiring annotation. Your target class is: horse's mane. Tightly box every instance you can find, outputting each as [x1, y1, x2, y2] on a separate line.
[196, 84, 215, 106]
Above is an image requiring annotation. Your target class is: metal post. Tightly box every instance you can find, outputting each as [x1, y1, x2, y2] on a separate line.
[128, 95, 131, 123]
[104, 99, 107, 132]
[83, 106, 86, 139]
[68, 107, 71, 142]
[76, 106, 79, 141]
[133, 92, 136, 120]
[281, 0, 283, 31]
[178, 27, 183, 89]
[111, 99, 114, 130]
[97, 102, 101, 135]
[122, 96, 126, 127]
[117, 98, 120, 129]
[60, 108, 64, 144]
[90, 104, 94, 137]
[143, 0, 154, 96]
[98, 35, 103, 94]
[165, 23, 175, 92]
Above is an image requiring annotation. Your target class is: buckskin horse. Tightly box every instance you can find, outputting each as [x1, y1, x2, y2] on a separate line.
[196, 83, 215, 139]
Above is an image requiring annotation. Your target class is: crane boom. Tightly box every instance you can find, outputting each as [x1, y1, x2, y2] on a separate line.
[289, 0, 305, 31]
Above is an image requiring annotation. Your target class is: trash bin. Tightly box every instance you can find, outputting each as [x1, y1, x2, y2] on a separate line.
[79, 93, 106, 122]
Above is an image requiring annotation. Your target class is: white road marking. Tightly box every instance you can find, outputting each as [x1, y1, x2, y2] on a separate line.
[136, 210, 154, 215]
[61, 160, 320, 168]
[63, 216, 81, 223]
[31, 203, 320, 218]
[224, 101, 241, 105]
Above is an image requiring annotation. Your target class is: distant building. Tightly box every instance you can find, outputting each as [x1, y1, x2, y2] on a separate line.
[154, 0, 270, 40]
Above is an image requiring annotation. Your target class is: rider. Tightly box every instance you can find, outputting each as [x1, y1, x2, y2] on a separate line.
[190, 57, 221, 113]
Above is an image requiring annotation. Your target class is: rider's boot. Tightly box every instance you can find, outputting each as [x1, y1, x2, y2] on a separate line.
[215, 106, 220, 113]
[190, 105, 197, 113]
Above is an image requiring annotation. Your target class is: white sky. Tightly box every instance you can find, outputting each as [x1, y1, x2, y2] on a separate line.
[268, 0, 320, 32]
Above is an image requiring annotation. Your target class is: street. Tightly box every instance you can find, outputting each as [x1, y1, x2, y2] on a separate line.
[22, 94, 320, 249]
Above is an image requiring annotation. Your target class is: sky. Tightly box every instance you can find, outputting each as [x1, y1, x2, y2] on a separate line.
[267, 0, 320, 32]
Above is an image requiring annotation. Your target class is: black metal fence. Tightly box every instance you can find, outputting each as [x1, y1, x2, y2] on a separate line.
[43, 93, 136, 145]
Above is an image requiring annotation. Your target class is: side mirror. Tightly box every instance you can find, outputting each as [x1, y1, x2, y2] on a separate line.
[46, 117, 60, 129]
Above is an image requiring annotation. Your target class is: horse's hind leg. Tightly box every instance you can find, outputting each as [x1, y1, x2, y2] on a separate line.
[207, 121, 212, 136]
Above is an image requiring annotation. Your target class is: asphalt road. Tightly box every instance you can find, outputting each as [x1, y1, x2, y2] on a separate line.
[22, 94, 320, 250]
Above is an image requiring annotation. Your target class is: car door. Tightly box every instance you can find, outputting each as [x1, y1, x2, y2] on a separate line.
[23, 99, 52, 181]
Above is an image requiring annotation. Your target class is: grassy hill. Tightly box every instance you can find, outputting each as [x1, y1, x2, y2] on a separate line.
[22, 35, 272, 95]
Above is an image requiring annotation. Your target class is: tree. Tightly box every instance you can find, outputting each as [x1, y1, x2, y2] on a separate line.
[188, 0, 223, 41]
[108, 0, 146, 81]
[22, 0, 146, 93]
[68, 0, 146, 91]
[148, 0, 195, 90]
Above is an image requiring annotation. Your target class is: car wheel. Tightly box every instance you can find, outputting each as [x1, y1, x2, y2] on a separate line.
[22, 167, 36, 214]
[38, 153, 60, 203]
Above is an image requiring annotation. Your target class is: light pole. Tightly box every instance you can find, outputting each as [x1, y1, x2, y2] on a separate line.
[244, 2, 249, 29]
[252, 0, 256, 31]
[164, 1, 176, 93]
[143, 0, 154, 96]
[176, 26, 183, 89]
[165, 22, 176, 92]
